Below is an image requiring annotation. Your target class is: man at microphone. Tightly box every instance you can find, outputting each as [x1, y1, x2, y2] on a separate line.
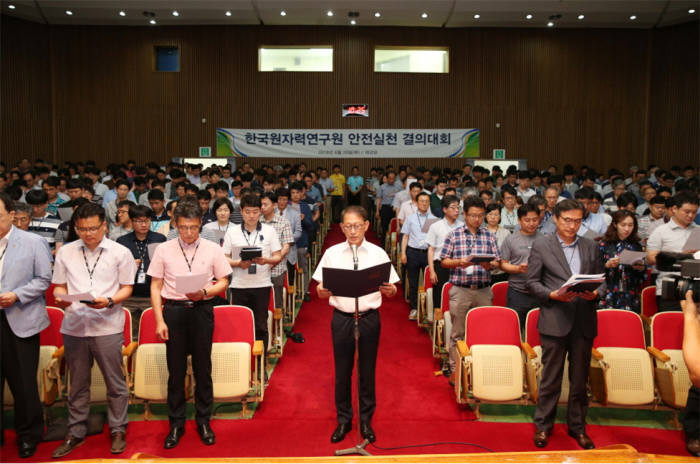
[312, 205, 399, 444]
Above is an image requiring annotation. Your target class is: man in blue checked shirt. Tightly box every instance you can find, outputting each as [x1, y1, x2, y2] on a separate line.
[439, 196, 501, 381]
[400, 192, 436, 321]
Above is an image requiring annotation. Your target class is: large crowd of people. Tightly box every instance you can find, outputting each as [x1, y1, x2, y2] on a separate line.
[0, 157, 698, 458]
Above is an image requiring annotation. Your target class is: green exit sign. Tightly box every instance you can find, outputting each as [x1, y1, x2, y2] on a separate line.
[199, 146, 211, 158]
[493, 149, 505, 160]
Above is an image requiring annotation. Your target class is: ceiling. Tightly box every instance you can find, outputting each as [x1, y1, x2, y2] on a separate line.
[2, 0, 698, 28]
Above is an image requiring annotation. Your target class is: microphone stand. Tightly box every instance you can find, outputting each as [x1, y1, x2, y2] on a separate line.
[335, 245, 372, 457]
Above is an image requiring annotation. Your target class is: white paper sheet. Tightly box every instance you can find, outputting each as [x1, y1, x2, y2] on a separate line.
[619, 249, 647, 266]
[683, 229, 700, 251]
[60, 291, 97, 303]
[175, 273, 209, 295]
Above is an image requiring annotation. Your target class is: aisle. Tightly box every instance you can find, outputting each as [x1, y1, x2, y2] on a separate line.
[0, 225, 689, 461]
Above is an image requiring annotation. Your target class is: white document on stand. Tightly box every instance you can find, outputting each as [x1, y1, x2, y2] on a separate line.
[175, 273, 209, 295]
[60, 291, 97, 303]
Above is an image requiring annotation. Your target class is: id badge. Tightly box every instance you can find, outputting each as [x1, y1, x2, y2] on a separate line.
[137, 271, 147, 284]
[248, 263, 257, 275]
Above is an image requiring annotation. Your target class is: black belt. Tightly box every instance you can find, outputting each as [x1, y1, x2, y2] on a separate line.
[166, 299, 212, 309]
[334, 308, 374, 318]
[453, 282, 489, 290]
[407, 246, 428, 253]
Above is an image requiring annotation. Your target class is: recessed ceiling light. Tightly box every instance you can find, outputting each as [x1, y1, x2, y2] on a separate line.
[149, 19, 156, 25]
[172, 10, 179, 16]
[65, 10, 73, 15]
[473, 14, 480, 19]
[8, 4, 16, 9]
[547, 21, 554, 27]
[526, 14, 532, 19]
[421, 12, 428, 19]
[119, 10, 126, 16]
[629, 15, 637, 20]
[327, 10, 333, 17]
[689, 9, 696, 14]
[578, 14, 584, 20]
[374, 12, 381, 18]
[350, 19, 356, 25]
[225, 10, 232, 16]
[280, 10, 286, 16]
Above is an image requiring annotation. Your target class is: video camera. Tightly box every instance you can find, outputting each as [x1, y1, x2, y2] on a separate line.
[657, 252, 700, 303]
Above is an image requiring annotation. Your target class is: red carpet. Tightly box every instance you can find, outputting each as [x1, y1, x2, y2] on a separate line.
[0, 224, 689, 461]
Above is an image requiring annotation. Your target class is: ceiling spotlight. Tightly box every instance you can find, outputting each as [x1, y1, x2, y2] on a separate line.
[547, 21, 554, 27]
[8, 4, 16, 9]
[689, 9, 696, 14]
[225, 10, 232, 16]
[327, 10, 333, 17]
[374, 12, 381, 18]
[65, 10, 73, 15]
[473, 14, 480, 19]
[578, 14, 584, 20]
[421, 12, 428, 19]
[526, 14, 532, 19]
[149, 18, 156, 24]
[350, 19, 356, 25]
[172, 10, 179, 16]
[280, 10, 286, 16]
[629, 15, 637, 20]
[119, 10, 126, 16]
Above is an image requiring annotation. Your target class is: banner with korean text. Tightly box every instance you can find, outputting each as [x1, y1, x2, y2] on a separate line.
[216, 129, 479, 158]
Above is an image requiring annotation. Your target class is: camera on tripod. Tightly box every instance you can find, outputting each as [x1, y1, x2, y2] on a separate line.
[657, 252, 700, 303]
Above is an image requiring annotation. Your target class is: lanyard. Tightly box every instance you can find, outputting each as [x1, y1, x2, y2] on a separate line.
[0, 242, 7, 264]
[135, 240, 148, 268]
[243, 227, 259, 246]
[81, 247, 104, 286]
[562, 241, 579, 269]
[178, 240, 199, 273]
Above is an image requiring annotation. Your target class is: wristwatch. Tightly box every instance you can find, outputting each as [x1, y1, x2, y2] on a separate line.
[107, 297, 115, 308]
[202, 288, 208, 297]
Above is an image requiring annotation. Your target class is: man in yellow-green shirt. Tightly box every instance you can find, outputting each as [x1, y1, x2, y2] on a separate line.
[329, 164, 346, 223]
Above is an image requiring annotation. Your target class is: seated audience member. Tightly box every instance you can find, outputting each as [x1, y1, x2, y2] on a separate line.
[636, 184, 657, 216]
[574, 187, 608, 237]
[616, 192, 638, 214]
[516, 170, 536, 203]
[500, 204, 542, 328]
[25, 189, 61, 249]
[117, 204, 167, 320]
[156, 200, 178, 238]
[109, 200, 135, 241]
[426, 195, 462, 310]
[202, 198, 235, 246]
[638, 195, 667, 245]
[499, 186, 518, 232]
[598, 210, 646, 312]
[11, 201, 32, 231]
[42, 176, 66, 215]
[105, 180, 132, 230]
[148, 189, 169, 232]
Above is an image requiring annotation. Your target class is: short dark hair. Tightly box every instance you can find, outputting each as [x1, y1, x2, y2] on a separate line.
[616, 192, 638, 208]
[463, 196, 486, 212]
[574, 187, 594, 200]
[66, 179, 84, 190]
[289, 181, 305, 192]
[341, 205, 367, 221]
[240, 193, 262, 209]
[0, 192, 14, 213]
[261, 191, 277, 203]
[553, 199, 585, 218]
[501, 186, 517, 198]
[212, 197, 234, 214]
[649, 195, 666, 206]
[43, 176, 61, 188]
[115, 179, 130, 190]
[74, 202, 106, 222]
[196, 189, 212, 201]
[129, 204, 152, 220]
[485, 203, 501, 215]
[409, 181, 422, 191]
[517, 203, 540, 218]
[480, 190, 493, 199]
[671, 191, 700, 208]
[276, 187, 290, 199]
[25, 189, 48, 205]
[441, 194, 459, 209]
[527, 194, 546, 209]
[173, 196, 203, 222]
[416, 192, 430, 202]
[148, 189, 165, 201]
[517, 170, 531, 180]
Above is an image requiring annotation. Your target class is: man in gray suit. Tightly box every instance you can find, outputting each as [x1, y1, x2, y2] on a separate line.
[0, 192, 53, 458]
[526, 199, 605, 450]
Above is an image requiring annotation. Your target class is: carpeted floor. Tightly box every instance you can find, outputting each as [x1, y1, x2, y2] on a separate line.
[0, 224, 690, 461]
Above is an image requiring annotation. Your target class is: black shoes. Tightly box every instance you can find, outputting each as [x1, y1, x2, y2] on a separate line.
[164, 426, 185, 449]
[110, 432, 126, 454]
[18, 441, 38, 459]
[198, 423, 216, 446]
[52, 435, 85, 458]
[330, 423, 351, 443]
[568, 431, 595, 449]
[533, 429, 550, 448]
[687, 437, 700, 456]
[360, 422, 376, 443]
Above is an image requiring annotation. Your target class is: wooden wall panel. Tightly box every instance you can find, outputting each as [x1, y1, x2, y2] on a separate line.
[1, 16, 697, 174]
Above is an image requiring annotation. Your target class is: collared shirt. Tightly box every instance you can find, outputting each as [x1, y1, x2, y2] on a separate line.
[319, 177, 334, 196]
[312, 239, 399, 313]
[117, 231, 167, 297]
[392, 189, 410, 209]
[276, 206, 301, 264]
[262, 214, 294, 277]
[347, 175, 364, 193]
[556, 234, 581, 275]
[401, 211, 436, 250]
[397, 200, 418, 223]
[638, 215, 665, 243]
[516, 187, 536, 203]
[377, 181, 403, 206]
[147, 236, 231, 301]
[500, 207, 518, 232]
[53, 237, 137, 337]
[440, 226, 501, 286]
[28, 213, 61, 247]
[426, 217, 462, 253]
[647, 218, 699, 295]
[150, 210, 170, 232]
[0, 227, 12, 281]
[223, 223, 281, 289]
[101, 189, 137, 208]
[580, 212, 608, 236]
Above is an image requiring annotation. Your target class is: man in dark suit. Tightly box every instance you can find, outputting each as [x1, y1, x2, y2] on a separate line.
[526, 199, 605, 450]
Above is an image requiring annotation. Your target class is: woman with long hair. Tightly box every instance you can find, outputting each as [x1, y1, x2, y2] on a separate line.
[598, 210, 646, 312]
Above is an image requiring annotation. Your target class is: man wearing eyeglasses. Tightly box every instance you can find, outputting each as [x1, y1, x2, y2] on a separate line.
[526, 199, 604, 450]
[51, 203, 137, 458]
[313, 205, 399, 444]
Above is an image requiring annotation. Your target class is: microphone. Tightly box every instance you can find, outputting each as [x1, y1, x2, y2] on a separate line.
[351, 244, 358, 271]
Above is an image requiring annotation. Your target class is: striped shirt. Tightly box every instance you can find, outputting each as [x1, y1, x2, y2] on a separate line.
[262, 215, 294, 277]
[440, 226, 501, 286]
[29, 213, 62, 248]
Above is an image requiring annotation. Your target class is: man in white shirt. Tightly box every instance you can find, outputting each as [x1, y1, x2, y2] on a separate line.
[223, 194, 281, 358]
[638, 195, 666, 244]
[397, 182, 423, 228]
[500, 186, 518, 232]
[426, 195, 462, 310]
[313, 205, 399, 445]
[516, 171, 536, 203]
[51, 203, 136, 458]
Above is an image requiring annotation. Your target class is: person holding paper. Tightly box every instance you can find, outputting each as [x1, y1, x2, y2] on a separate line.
[313, 205, 399, 444]
[598, 210, 646, 312]
[0, 193, 52, 458]
[440, 196, 501, 381]
[223, 194, 281, 358]
[147, 199, 230, 449]
[401, 192, 436, 320]
[51, 202, 136, 458]
[426, 195, 462, 311]
[525, 199, 604, 450]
